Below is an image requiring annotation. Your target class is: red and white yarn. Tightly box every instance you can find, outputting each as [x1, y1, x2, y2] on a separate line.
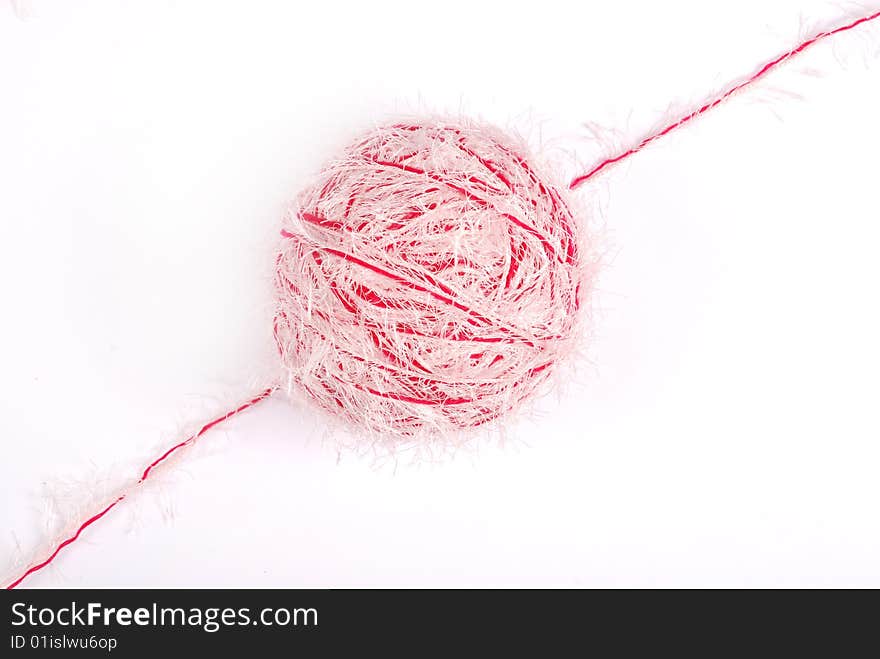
[274, 120, 591, 437]
[6, 8, 879, 588]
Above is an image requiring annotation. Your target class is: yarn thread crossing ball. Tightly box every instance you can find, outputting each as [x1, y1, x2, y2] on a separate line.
[273, 120, 587, 437]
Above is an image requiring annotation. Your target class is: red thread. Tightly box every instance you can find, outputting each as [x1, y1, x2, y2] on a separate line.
[569, 10, 880, 189]
[6, 387, 276, 589]
[5, 499, 125, 590]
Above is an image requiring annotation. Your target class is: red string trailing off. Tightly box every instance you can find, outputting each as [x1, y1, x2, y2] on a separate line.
[5, 387, 276, 589]
[569, 9, 880, 190]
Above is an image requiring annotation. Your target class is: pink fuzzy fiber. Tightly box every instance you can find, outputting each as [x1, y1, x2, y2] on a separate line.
[273, 120, 590, 438]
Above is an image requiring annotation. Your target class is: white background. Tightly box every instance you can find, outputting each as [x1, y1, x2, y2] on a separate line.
[1, 0, 879, 587]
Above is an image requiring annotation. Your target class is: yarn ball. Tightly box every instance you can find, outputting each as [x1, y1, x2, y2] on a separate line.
[273, 120, 588, 437]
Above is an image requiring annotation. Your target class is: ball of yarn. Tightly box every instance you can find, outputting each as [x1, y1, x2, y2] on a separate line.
[273, 120, 587, 437]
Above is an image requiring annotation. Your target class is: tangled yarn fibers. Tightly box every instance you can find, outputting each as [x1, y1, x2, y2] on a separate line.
[273, 120, 588, 437]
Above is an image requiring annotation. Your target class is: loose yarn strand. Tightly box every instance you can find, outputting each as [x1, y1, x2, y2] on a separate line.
[569, 9, 880, 190]
[5, 386, 277, 590]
